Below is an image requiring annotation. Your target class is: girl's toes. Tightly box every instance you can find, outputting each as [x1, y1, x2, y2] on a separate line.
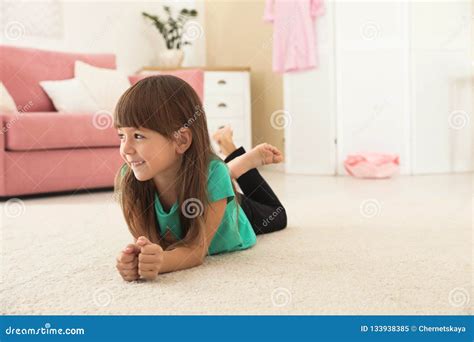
[273, 154, 284, 163]
[264, 144, 284, 164]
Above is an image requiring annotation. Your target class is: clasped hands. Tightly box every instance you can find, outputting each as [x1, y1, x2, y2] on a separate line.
[116, 236, 163, 281]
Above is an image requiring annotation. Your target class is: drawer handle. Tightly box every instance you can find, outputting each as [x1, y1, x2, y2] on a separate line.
[217, 79, 227, 85]
[217, 103, 227, 108]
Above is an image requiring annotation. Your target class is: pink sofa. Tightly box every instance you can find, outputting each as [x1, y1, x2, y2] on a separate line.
[0, 45, 123, 197]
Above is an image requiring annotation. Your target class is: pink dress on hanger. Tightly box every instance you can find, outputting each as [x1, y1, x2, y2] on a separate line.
[263, 0, 324, 73]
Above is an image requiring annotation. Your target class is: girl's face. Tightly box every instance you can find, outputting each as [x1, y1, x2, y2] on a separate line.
[118, 127, 179, 181]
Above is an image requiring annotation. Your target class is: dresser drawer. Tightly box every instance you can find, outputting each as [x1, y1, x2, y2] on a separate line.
[205, 72, 246, 95]
[204, 95, 245, 118]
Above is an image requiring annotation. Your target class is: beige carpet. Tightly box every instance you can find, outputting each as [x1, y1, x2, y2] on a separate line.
[1, 171, 472, 315]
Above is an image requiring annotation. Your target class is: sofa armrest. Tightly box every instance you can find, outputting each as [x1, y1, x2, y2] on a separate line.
[0, 112, 19, 151]
[0, 113, 16, 195]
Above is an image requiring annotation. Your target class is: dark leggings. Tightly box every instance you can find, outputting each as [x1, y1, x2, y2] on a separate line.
[224, 147, 287, 235]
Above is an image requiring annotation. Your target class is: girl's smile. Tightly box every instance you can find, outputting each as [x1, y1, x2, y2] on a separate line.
[129, 160, 145, 167]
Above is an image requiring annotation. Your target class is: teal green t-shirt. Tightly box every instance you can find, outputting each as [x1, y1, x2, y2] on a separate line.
[125, 158, 256, 255]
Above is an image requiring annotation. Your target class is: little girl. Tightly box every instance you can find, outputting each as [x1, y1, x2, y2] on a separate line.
[114, 75, 287, 281]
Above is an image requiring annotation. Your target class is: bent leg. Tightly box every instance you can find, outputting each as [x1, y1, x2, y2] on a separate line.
[240, 193, 287, 235]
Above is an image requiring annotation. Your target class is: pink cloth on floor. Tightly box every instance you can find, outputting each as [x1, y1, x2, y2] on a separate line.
[263, 0, 324, 73]
[344, 153, 400, 179]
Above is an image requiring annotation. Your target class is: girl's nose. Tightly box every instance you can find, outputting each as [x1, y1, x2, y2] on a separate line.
[121, 141, 135, 155]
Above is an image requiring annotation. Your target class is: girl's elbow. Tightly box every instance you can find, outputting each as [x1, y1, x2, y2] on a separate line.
[193, 247, 207, 266]
[197, 249, 209, 265]
[196, 257, 205, 267]
[191, 255, 205, 268]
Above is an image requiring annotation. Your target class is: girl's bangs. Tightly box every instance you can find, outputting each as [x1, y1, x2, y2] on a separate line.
[113, 84, 157, 129]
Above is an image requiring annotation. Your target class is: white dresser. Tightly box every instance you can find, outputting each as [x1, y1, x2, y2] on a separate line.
[139, 67, 252, 155]
[203, 69, 252, 155]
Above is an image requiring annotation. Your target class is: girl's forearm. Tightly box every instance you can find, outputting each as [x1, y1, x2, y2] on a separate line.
[160, 246, 204, 273]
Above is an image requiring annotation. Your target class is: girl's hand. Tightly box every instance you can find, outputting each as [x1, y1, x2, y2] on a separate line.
[136, 236, 164, 281]
[116, 244, 140, 282]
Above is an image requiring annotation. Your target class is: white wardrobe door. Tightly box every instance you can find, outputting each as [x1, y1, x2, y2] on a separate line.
[335, 1, 411, 175]
[284, 1, 336, 175]
[411, 1, 472, 174]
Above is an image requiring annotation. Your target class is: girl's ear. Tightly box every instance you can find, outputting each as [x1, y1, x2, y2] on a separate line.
[174, 127, 193, 154]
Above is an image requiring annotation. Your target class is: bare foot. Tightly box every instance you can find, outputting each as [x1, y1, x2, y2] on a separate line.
[212, 125, 237, 157]
[246, 143, 284, 166]
[227, 143, 284, 179]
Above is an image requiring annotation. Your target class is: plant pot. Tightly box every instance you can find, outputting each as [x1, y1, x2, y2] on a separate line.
[158, 49, 184, 68]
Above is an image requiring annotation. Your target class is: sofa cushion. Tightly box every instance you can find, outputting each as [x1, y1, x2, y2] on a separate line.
[39, 78, 100, 113]
[75, 61, 131, 112]
[0, 45, 116, 112]
[2, 112, 120, 151]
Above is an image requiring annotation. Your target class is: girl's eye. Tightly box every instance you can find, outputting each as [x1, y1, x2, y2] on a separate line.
[117, 133, 145, 140]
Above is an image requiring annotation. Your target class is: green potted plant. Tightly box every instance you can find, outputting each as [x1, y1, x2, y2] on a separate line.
[142, 6, 198, 67]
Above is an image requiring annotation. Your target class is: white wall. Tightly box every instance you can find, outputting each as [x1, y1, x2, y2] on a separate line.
[334, 1, 411, 175]
[0, 0, 206, 74]
[283, 0, 337, 175]
[284, 0, 472, 175]
[410, 1, 472, 174]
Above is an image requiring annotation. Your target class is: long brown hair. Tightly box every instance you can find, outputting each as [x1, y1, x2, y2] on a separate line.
[113, 75, 224, 251]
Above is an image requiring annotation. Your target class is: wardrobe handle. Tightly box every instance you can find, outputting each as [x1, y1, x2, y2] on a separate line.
[218, 103, 227, 108]
[217, 79, 227, 85]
